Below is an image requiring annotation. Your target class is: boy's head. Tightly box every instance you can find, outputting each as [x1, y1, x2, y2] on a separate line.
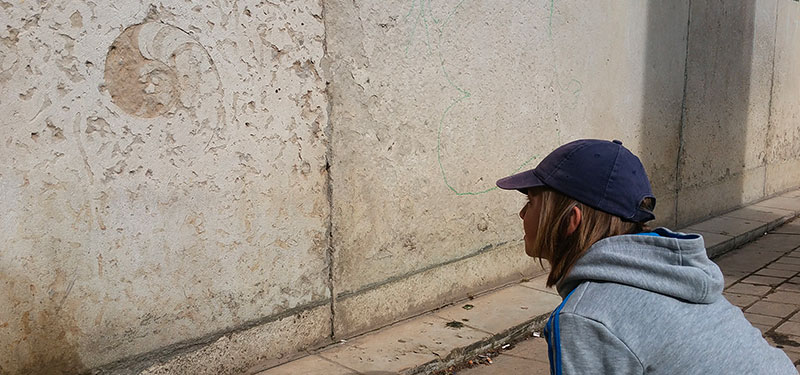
[497, 139, 656, 287]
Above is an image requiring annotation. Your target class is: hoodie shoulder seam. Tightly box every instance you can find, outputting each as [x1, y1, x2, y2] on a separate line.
[560, 282, 590, 314]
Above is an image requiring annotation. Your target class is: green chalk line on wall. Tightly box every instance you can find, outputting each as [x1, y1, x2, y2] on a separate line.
[404, 0, 547, 195]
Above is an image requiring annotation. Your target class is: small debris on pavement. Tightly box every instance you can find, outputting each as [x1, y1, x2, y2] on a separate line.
[446, 321, 465, 328]
[462, 304, 474, 310]
[533, 331, 541, 337]
[501, 343, 513, 350]
[520, 306, 528, 310]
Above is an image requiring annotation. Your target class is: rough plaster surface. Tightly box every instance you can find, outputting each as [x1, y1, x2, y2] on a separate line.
[139, 305, 330, 375]
[324, 0, 684, 335]
[766, 1, 800, 196]
[334, 241, 544, 338]
[678, 0, 777, 225]
[0, 0, 329, 373]
[637, 0, 691, 228]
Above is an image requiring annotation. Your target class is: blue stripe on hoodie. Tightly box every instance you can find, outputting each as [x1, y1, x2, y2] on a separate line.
[546, 288, 577, 375]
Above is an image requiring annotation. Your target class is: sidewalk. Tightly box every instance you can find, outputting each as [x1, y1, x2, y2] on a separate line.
[255, 189, 800, 375]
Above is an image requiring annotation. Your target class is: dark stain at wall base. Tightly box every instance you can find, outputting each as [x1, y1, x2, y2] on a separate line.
[1, 261, 85, 374]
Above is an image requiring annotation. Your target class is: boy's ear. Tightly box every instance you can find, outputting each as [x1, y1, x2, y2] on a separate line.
[565, 205, 582, 236]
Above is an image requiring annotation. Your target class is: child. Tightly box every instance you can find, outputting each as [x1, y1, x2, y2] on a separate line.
[496, 139, 797, 375]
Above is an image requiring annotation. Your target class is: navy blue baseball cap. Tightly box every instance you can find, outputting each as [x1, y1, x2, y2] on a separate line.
[496, 139, 656, 222]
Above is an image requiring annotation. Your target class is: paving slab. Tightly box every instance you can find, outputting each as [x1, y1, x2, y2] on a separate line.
[778, 283, 800, 293]
[714, 248, 779, 274]
[692, 230, 734, 250]
[716, 257, 768, 275]
[434, 286, 561, 335]
[746, 301, 798, 318]
[782, 346, 800, 358]
[725, 282, 772, 296]
[756, 268, 799, 278]
[755, 196, 800, 214]
[773, 221, 800, 235]
[779, 257, 800, 265]
[725, 207, 790, 223]
[722, 271, 749, 288]
[763, 291, 800, 305]
[723, 292, 760, 308]
[687, 216, 766, 236]
[740, 275, 786, 286]
[746, 233, 800, 253]
[457, 355, 549, 375]
[740, 204, 796, 218]
[455, 338, 551, 375]
[319, 316, 491, 374]
[501, 337, 549, 361]
[752, 324, 771, 334]
[256, 355, 356, 375]
[744, 312, 783, 327]
[771, 262, 800, 272]
[776, 321, 800, 336]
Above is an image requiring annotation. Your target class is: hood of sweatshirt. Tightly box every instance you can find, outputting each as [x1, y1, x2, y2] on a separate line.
[556, 227, 724, 304]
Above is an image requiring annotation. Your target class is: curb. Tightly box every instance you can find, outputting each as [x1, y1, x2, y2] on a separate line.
[704, 216, 790, 260]
[407, 312, 551, 375]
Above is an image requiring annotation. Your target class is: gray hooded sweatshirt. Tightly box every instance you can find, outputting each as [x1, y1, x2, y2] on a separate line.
[544, 228, 797, 375]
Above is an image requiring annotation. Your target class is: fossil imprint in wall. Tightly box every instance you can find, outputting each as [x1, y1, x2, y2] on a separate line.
[104, 22, 222, 119]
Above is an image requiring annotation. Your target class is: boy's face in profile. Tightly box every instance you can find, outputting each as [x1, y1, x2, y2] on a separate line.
[520, 190, 543, 258]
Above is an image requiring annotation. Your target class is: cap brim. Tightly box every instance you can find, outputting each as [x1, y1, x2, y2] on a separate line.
[496, 169, 546, 193]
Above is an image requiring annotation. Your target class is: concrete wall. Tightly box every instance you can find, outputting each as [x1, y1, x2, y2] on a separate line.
[0, 1, 331, 374]
[677, 0, 773, 223]
[1, 0, 799, 374]
[324, 0, 687, 339]
[766, 1, 800, 196]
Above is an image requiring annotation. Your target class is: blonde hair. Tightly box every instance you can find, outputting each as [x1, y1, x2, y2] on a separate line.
[530, 188, 654, 287]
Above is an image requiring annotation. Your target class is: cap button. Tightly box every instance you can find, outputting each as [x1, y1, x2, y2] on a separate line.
[612, 139, 623, 145]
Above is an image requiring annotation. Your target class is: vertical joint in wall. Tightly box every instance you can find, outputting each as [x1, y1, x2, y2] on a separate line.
[675, 0, 693, 227]
[319, 0, 336, 341]
[763, 2, 780, 197]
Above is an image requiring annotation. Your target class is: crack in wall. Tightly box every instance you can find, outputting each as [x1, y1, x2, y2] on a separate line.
[319, 0, 337, 342]
[675, 0, 693, 228]
[763, 3, 780, 198]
